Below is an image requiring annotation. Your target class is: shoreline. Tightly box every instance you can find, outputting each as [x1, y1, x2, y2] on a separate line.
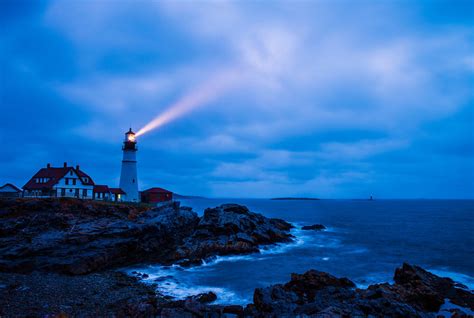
[0, 198, 473, 317]
[126, 224, 474, 306]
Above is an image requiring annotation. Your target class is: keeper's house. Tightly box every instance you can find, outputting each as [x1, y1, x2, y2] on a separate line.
[23, 163, 95, 199]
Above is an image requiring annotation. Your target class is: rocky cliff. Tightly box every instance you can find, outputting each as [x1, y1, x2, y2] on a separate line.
[0, 199, 293, 274]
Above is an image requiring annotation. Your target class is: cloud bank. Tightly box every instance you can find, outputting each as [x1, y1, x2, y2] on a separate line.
[1, 0, 473, 198]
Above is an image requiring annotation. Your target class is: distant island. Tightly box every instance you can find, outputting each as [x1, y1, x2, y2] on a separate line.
[271, 197, 320, 201]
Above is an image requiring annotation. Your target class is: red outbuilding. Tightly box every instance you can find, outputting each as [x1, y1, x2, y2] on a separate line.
[140, 187, 173, 204]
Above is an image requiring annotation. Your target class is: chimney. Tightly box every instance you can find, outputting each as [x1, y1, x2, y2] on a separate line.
[63, 162, 67, 168]
[76, 165, 80, 171]
[47, 163, 51, 168]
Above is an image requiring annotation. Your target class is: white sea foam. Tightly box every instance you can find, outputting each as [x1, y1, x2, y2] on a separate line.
[429, 269, 474, 291]
[198, 254, 260, 267]
[154, 280, 241, 304]
[438, 299, 474, 317]
[126, 265, 249, 304]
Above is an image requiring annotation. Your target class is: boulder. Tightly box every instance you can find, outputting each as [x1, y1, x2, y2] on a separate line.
[251, 264, 474, 317]
[394, 263, 474, 311]
[194, 291, 217, 303]
[172, 204, 294, 264]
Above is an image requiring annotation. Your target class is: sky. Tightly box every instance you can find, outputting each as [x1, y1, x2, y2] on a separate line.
[0, 0, 473, 198]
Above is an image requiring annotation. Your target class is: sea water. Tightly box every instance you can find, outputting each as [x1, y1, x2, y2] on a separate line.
[128, 199, 474, 304]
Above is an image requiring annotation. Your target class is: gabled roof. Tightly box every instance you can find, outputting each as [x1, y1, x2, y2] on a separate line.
[23, 166, 95, 190]
[110, 188, 126, 195]
[93, 185, 110, 193]
[0, 183, 22, 192]
[76, 169, 94, 185]
[142, 187, 172, 194]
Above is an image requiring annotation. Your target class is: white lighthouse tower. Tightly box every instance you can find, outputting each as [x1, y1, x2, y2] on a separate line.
[119, 128, 140, 202]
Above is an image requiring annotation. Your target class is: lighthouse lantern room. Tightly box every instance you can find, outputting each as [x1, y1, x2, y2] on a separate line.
[119, 128, 139, 202]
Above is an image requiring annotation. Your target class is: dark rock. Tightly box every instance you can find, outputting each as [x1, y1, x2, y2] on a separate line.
[0, 198, 199, 274]
[394, 263, 474, 311]
[171, 204, 294, 265]
[0, 200, 293, 275]
[194, 291, 217, 303]
[223, 305, 244, 315]
[0, 271, 162, 317]
[251, 264, 474, 317]
[301, 224, 326, 231]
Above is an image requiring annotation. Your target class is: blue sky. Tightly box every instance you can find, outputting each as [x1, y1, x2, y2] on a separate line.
[1, 0, 473, 198]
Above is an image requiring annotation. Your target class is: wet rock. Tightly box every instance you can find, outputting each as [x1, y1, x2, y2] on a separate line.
[194, 291, 217, 303]
[251, 264, 474, 317]
[394, 263, 474, 311]
[172, 204, 294, 264]
[301, 224, 326, 231]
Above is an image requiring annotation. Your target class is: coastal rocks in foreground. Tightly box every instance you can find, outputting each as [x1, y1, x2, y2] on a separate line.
[172, 204, 294, 266]
[0, 199, 293, 274]
[0, 198, 199, 274]
[251, 263, 474, 317]
[0, 270, 162, 317]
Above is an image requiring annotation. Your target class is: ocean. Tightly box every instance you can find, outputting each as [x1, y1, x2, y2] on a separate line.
[128, 199, 474, 304]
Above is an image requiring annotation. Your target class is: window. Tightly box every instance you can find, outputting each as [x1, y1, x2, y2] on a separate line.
[61, 189, 65, 196]
[132, 179, 135, 183]
[36, 178, 39, 183]
[65, 178, 69, 185]
[82, 189, 87, 197]
[69, 189, 73, 192]
[84, 178, 88, 183]
[73, 179, 76, 185]
[70, 171, 73, 176]
[75, 189, 79, 197]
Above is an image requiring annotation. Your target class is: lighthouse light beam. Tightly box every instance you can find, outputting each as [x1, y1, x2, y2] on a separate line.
[135, 69, 240, 138]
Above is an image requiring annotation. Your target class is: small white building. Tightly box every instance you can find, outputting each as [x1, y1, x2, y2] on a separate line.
[23, 163, 95, 199]
[93, 185, 126, 202]
[0, 183, 22, 198]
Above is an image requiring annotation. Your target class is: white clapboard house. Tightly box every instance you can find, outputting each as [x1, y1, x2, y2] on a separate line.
[23, 163, 95, 199]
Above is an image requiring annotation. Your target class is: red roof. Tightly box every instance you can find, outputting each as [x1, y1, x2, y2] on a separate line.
[23, 165, 95, 190]
[142, 187, 172, 194]
[93, 185, 110, 193]
[110, 188, 126, 195]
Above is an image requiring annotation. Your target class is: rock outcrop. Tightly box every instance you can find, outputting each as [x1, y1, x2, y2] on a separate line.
[250, 263, 474, 317]
[172, 204, 294, 265]
[0, 199, 293, 274]
[0, 198, 199, 274]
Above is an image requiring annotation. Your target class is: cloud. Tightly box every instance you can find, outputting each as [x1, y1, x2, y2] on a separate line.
[1, 0, 473, 198]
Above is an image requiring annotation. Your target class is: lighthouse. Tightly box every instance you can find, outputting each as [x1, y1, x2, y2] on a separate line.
[119, 128, 140, 202]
